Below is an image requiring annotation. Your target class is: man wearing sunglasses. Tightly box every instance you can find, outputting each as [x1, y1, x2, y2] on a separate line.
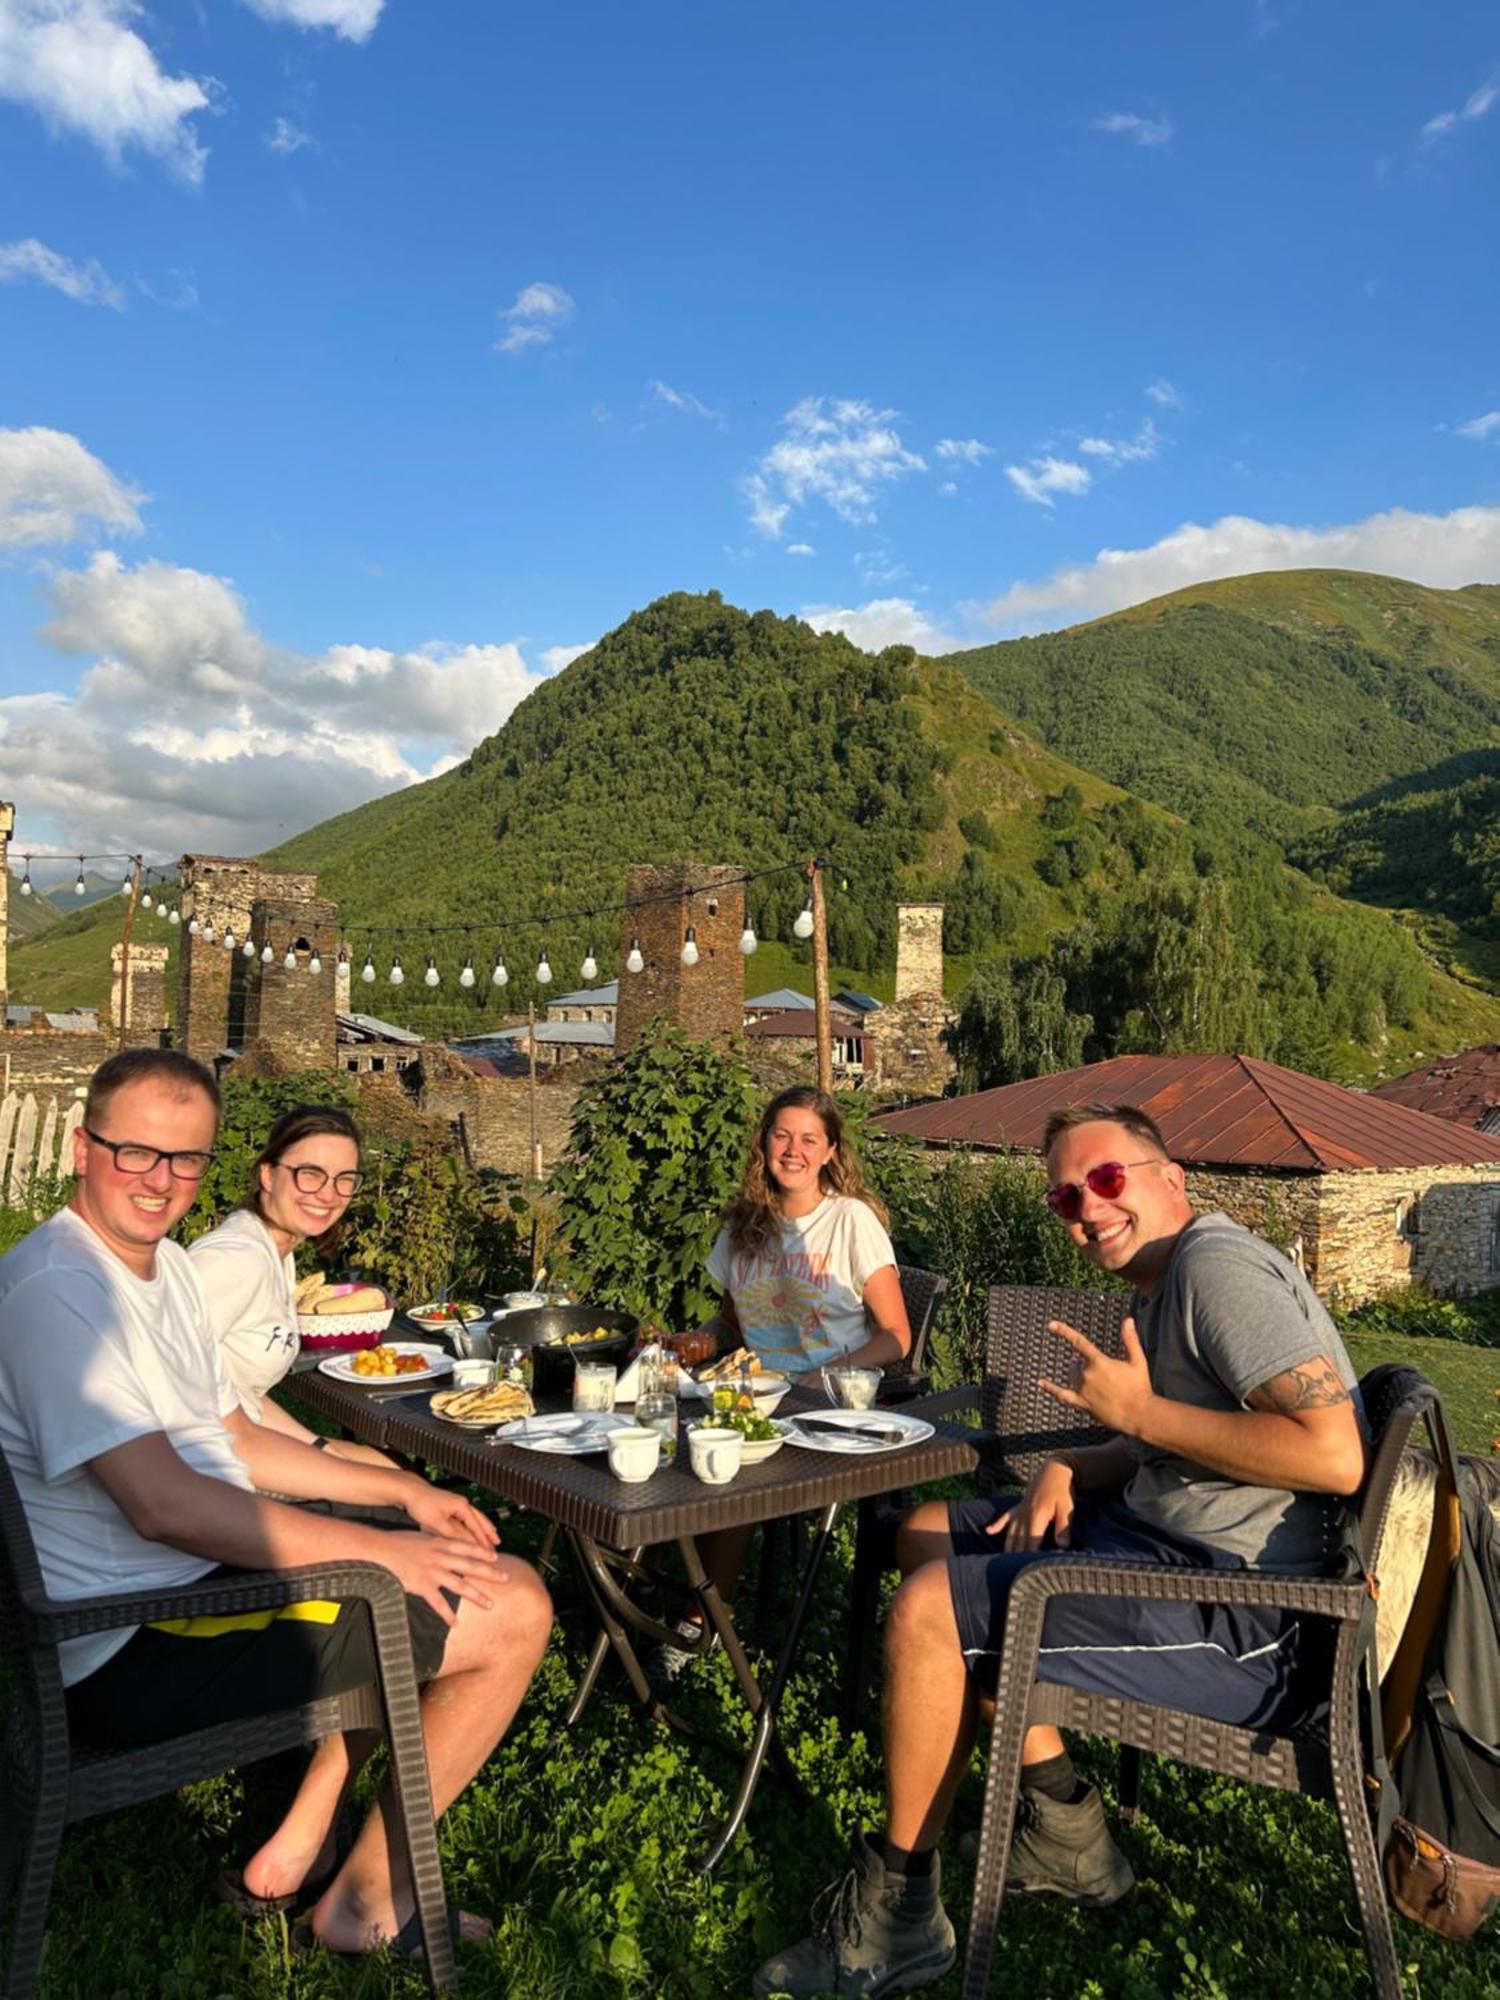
[0, 1049, 552, 1960]
[757, 1101, 1365, 1999]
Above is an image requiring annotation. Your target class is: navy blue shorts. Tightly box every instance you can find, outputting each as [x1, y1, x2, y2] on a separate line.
[945, 1492, 1332, 1731]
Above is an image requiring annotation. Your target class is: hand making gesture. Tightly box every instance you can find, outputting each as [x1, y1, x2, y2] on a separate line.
[1039, 1314, 1155, 1439]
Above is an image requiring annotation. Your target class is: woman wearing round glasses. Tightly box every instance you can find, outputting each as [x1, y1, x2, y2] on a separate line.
[189, 1104, 390, 1465]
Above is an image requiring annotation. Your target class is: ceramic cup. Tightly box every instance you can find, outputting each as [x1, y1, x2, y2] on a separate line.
[607, 1427, 661, 1483]
[451, 1358, 496, 1390]
[688, 1425, 743, 1484]
[825, 1366, 882, 1411]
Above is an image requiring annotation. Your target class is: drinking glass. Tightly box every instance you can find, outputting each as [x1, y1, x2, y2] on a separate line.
[573, 1361, 617, 1413]
[493, 1343, 534, 1395]
[825, 1366, 881, 1411]
[635, 1388, 679, 1463]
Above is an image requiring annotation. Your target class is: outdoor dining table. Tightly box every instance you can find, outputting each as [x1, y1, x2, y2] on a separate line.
[281, 1354, 978, 1869]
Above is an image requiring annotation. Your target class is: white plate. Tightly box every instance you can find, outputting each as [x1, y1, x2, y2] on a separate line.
[318, 1342, 453, 1385]
[492, 1411, 635, 1455]
[778, 1409, 934, 1455]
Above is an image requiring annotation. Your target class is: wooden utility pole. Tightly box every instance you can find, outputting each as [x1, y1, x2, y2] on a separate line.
[116, 857, 141, 1052]
[527, 999, 543, 1178]
[809, 859, 833, 1096]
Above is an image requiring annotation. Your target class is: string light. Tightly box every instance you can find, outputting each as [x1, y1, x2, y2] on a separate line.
[75, 860, 86, 896]
[168, 906, 180, 925]
[202, 920, 216, 943]
[223, 927, 237, 951]
[361, 951, 376, 984]
[535, 950, 552, 985]
[580, 945, 598, 982]
[626, 936, 644, 974]
[793, 896, 815, 940]
[282, 946, 297, 970]
[140, 888, 153, 911]
[459, 955, 476, 989]
[680, 925, 699, 967]
[424, 955, 441, 988]
[308, 950, 322, 975]
[389, 954, 405, 986]
[118, 867, 132, 898]
[492, 953, 509, 987]
[188, 915, 200, 936]
[243, 938, 257, 959]
[739, 922, 757, 955]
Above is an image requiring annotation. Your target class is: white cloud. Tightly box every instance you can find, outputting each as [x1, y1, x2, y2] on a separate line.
[238, 0, 383, 39]
[786, 542, 815, 557]
[9, 550, 556, 852]
[265, 115, 311, 153]
[743, 397, 925, 539]
[650, 379, 724, 423]
[1422, 71, 1499, 142]
[934, 437, 993, 464]
[1144, 378, 1183, 409]
[495, 280, 574, 354]
[801, 597, 963, 656]
[1093, 111, 1173, 148]
[1455, 410, 1500, 442]
[1005, 455, 1092, 508]
[0, 427, 143, 548]
[0, 0, 216, 183]
[0, 235, 124, 307]
[1077, 418, 1161, 465]
[540, 642, 590, 673]
[977, 503, 1500, 633]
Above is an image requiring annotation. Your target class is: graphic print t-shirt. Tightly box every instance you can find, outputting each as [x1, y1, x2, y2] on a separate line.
[705, 1194, 897, 1374]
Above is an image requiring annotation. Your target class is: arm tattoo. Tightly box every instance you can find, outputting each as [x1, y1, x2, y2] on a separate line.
[1255, 1357, 1352, 1414]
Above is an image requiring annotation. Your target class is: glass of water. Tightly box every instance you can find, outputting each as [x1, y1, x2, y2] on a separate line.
[635, 1387, 678, 1463]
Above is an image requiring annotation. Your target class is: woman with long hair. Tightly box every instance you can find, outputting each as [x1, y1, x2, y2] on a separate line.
[188, 1103, 391, 1467]
[704, 1084, 911, 1377]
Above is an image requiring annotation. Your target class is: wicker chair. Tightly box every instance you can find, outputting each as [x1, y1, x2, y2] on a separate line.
[961, 1361, 1441, 2000]
[879, 1265, 950, 1403]
[0, 1439, 456, 1998]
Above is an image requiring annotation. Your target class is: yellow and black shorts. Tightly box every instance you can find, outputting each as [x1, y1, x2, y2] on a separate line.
[66, 1504, 451, 1750]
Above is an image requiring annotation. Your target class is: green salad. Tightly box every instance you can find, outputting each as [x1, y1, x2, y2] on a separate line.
[701, 1407, 779, 1443]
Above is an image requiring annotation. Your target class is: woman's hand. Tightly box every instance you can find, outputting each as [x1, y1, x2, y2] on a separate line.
[987, 1458, 1077, 1552]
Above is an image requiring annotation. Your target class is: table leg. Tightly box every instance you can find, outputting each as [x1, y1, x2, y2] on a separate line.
[842, 1493, 885, 1723]
[687, 1500, 840, 1872]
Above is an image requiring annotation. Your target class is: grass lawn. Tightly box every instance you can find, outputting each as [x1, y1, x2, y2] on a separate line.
[11, 1332, 1499, 1998]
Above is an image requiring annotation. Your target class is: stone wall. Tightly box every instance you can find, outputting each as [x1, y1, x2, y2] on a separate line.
[0, 1028, 110, 1098]
[242, 893, 338, 1070]
[614, 862, 746, 1057]
[110, 941, 169, 1047]
[864, 995, 956, 1099]
[404, 1045, 580, 1176]
[178, 856, 330, 1062]
[1316, 1163, 1500, 1301]
[894, 902, 943, 1005]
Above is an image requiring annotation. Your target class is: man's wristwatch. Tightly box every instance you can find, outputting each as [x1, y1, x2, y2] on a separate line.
[310, 1435, 332, 1451]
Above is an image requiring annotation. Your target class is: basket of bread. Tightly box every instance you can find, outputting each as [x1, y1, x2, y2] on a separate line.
[295, 1271, 395, 1354]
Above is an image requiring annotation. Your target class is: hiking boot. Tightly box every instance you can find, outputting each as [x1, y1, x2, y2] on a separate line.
[955, 1782, 1134, 1906]
[642, 1619, 717, 1694]
[751, 1832, 956, 1998]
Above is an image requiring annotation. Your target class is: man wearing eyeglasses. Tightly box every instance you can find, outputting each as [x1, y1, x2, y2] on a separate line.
[0, 1049, 552, 1960]
[756, 1101, 1365, 1999]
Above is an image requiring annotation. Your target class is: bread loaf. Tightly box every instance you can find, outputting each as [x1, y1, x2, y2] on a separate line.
[318, 1285, 387, 1316]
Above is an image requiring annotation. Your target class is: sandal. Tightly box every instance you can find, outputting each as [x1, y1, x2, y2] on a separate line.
[216, 1810, 356, 1919]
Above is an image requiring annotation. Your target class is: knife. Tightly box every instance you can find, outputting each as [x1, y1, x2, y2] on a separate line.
[791, 1417, 906, 1446]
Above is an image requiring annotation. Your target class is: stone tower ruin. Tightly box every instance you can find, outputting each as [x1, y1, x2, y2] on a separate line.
[894, 901, 944, 1003]
[110, 940, 169, 1048]
[178, 856, 337, 1069]
[613, 862, 746, 1057]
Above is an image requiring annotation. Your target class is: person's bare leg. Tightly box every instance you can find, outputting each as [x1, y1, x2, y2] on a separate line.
[882, 1563, 978, 1852]
[894, 1498, 954, 1577]
[238, 1729, 379, 1901]
[308, 1557, 554, 1950]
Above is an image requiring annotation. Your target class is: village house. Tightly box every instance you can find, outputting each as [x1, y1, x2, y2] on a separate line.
[874, 1051, 1500, 1304]
[1369, 1044, 1500, 1130]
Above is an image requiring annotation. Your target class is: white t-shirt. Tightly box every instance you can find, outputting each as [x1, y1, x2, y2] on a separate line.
[0, 1206, 252, 1685]
[188, 1208, 300, 1418]
[705, 1193, 897, 1374]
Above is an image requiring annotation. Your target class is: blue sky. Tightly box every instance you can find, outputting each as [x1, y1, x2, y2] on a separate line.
[1, 0, 1498, 862]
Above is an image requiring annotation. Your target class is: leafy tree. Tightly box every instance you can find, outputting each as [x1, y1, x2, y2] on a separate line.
[947, 953, 1092, 1092]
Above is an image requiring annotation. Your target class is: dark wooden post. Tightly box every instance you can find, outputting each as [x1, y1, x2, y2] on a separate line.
[116, 857, 141, 1052]
[809, 859, 832, 1096]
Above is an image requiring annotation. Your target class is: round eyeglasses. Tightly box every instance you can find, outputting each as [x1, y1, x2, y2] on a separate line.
[274, 1161, 364, 1198]
[1043, 1157, 1163, 1222]
[84, 1129, 214, 1181]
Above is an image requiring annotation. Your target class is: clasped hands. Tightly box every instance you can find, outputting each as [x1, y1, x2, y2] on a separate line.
[988, 1314, 1152, 1552]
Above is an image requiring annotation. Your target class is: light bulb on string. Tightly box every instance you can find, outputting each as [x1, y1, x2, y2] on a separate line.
[680, 925, 699, 967]
[203, 920, 216, 943]
[308, 951, 321, 975]
[243, 938, 257, 960]
[168, 906, 180, 925]
[424, 955, 441, 988]
[535, 950, 552, 985]
[581, 945, 598, 982]
[223, 927, 236, 951]
[140, 889, 153, 911]
[459, 956, 476, 989]
[74, 860, 86, 897]
[793, 896, 815, 940]
[119, 867, 132, 898]
[492, 953, 509, 987]
[361, 952, 376, 985]
[626, 936, 644, 974]
[19, 858, 31, 897]
[389, 954, 405, 986]
[188, 915, 201, 936]
[261, 941, 275, 964]
[283, 947, 297, 971]
[739, 922, 758, 956]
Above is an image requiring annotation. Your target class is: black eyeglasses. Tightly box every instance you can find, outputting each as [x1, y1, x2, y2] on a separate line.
[274, 1162, 364, 1198]
[84, 1128, 214, 1181]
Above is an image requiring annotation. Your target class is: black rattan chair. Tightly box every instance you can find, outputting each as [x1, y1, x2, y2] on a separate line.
[961, 1362, 1441, 2000]
[0, 1438, 456, 1998]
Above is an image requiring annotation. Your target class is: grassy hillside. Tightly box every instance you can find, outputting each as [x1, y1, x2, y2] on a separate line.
[950, 568, 1500, 842]
[5, 874, 62, 945]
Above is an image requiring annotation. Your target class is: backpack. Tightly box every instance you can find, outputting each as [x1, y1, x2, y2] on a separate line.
[1367, 1396, 1500, 1940]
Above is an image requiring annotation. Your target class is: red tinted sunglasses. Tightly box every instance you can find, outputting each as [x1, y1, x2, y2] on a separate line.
[1044, 1157, 1162, 1221]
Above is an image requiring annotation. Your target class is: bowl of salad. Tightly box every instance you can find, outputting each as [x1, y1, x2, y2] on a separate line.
[696, 1405, 786, 1465]
[407, 1300, 487, 1333]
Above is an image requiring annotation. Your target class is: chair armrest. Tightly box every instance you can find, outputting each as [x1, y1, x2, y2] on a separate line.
[24, 1559, 410, 1646]
[900, 1383, 979, 1422]
[1006, 1554, 1367, 1624]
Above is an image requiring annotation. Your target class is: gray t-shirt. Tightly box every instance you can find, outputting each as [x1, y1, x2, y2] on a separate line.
[1126, 1212, 1361, 1573]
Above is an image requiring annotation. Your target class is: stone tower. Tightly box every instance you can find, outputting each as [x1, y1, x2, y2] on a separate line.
[894, 902, 944, 1003]
[110, 940, 169, 1047]
[178, 856, 336, 1068]
[0, 800, 12, 1023]
[614, 862, 746, 1057]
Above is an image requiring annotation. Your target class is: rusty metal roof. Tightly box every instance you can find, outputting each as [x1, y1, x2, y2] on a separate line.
[873, 1053, 1500, 1171]
[1368, 1046, 1500, 1130]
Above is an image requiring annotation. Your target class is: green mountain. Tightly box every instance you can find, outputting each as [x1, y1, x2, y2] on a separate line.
[11, 588, 1500, 1081]
[949, 569, 1500, 842]
[5, 873, 62, 944]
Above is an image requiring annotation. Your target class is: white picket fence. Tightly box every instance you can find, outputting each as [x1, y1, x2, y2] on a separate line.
[0, 1090, 83, 1203]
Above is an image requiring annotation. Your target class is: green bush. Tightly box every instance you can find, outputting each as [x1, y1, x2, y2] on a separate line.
[549, 1022, 760, 1326]
[1333, 1282, 1500, 1351]
[0, 1168, 72, 1256]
